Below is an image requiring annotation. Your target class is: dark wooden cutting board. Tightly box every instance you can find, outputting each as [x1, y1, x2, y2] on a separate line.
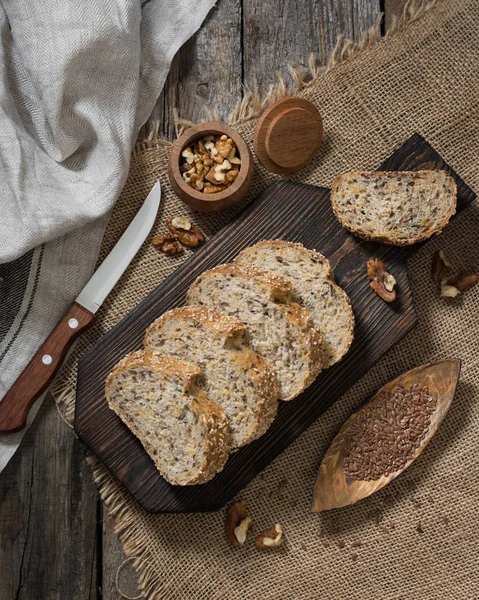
[74, 134, 475, 513]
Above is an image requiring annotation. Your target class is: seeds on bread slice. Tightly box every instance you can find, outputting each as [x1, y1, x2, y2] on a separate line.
[331, 170, 457, 245]
[236, 240, 354, 367]
[186, 264, 323, 401]
[105, 350, 229, 486]
[144, 307, 279, 449]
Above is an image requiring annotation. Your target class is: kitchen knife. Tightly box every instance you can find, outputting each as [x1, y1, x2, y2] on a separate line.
[0, 181, 162, 433]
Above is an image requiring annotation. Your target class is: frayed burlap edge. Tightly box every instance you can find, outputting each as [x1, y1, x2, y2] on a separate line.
[143, 0, 437, 141]
[87, 455, 169, 599]
[47, 1, 442, 598]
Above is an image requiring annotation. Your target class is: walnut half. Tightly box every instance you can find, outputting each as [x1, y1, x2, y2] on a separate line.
[255, 524, 283, 549]
[367, 259, 396, 303]
[152, 233, 183, 256]
[431, 250, 477, 298]
[441, 272, 478, 298]
[167, 217, 205, 248]
[431, 250, 452, 286]
[226, 501, 249, 547]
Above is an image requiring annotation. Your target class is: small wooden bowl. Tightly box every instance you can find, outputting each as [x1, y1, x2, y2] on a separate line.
[168, 122, 254, 213]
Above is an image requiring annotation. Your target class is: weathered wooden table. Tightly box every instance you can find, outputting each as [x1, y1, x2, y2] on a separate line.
[0, 1, 405, 597]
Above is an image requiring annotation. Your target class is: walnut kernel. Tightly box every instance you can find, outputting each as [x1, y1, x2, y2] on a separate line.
[225, 501, 248, 547]
[167, 217, 205, 247]
[152, 234, 183, 256]
[431, 250, 477, 298]
[179, 133, 241, 194]
[171, 216, 191, 231]
[255, 524, 283, 549]
[367, 259, 397, 303]
[234, 517, 254, 545]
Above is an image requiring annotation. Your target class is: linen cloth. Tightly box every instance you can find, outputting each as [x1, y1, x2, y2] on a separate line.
[0, 0, 217, 471]
[53, 0, 479, 598]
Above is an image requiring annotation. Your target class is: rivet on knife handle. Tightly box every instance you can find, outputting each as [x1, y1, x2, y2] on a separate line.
[0, 302, 95, 433]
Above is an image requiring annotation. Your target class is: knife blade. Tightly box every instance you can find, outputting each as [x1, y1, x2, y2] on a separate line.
[0, 181, 161, 433]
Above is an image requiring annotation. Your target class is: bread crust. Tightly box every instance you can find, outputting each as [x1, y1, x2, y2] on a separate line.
[187, 263, 324, 401]
[236, 240, 355, 367]
[146, 305, 247, 339]
[187, 389, 230, 484]
[144, 307, 279, 447]
[238, 239, 335, 280]
[188, 263, 294, 303]
[331, 170, 457, 245]
[283, 301, 324, 398]
[105, 349, 229, 486]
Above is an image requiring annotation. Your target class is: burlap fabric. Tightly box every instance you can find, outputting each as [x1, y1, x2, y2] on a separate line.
[55, 1, 479, 598]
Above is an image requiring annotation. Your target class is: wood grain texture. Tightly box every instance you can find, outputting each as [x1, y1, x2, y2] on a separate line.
[154, 0, 243, 139]
[254, 97, 323, 174]
[312, 360, 461, 511]
[0, 302, 95, 433]
[101, 511, 141, 600]
[74, 135, 476, 513]
[0, 395, 99, 600]
[168, 122, 254, 212]
[243, 0, 381, 97]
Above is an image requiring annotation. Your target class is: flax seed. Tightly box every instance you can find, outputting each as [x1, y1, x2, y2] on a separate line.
[344, 384, 437, 481]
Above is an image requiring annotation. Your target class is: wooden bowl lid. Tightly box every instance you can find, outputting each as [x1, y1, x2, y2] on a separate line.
[254, 97, 323, 174]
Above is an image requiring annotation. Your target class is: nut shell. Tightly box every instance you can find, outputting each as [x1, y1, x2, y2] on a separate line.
[367, 259, 396, 303]
[167, 218, 206, 248]
[225, 501, 248, 547]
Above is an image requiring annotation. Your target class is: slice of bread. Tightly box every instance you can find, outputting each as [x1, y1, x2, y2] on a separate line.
[143, 307, 279, 449]
[186, 264, 323, 401]
[105, 350, 229, 486]
[235, 240, 354, 367]
[331, 170, 457, 245]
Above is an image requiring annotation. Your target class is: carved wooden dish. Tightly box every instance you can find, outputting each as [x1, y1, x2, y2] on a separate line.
[168, 122, 254, 213]
[312, 359, 461, 512]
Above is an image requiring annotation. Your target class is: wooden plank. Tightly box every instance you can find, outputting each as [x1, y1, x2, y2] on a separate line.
[385, 0, 410, 30]
[352, 0, 382, 36]
[242, 0, 381, 99]
[157, 0, 243, 140]
[242, 0, 322, 98]
[102, 510, 141, 600]
[0, 394, 99, 600]
[74, 135, 475, 514]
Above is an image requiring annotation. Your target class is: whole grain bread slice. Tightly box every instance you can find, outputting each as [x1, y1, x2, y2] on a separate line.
[331, 170, 457, 245]
[144, 306, 279, 449]
[236, 240, 354, 367]
[186, 264, 323, 401]
[105, 350, 229, 486]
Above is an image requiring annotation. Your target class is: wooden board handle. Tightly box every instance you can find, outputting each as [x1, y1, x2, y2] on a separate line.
[0, 302, 95, 433]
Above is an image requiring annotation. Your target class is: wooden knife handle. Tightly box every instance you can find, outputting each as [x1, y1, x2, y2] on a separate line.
[0, 302, 95, 433]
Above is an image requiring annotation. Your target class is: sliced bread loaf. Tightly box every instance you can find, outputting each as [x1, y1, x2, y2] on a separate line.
[331, 170, 457, 245]
[186, 264, 323, 401]
[235, 240, 354, 367]
[143, 307, 279, 449]
[105, 350, 229, 486]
